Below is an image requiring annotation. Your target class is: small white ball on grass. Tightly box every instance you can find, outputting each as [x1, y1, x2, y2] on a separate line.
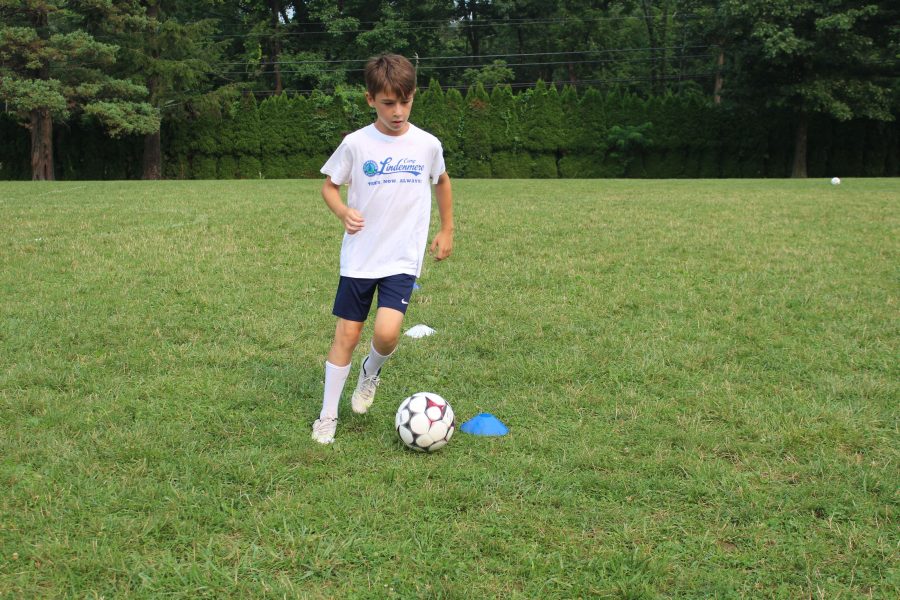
[831, 177, 841, 185]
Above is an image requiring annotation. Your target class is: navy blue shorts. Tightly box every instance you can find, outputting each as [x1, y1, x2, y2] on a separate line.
[332, 274, 416, 322]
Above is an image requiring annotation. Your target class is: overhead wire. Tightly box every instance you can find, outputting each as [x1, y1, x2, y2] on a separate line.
[38, 12, 720, 96]
[210, 14, 704, 39]
[215, 54, 719, 77]
[213, 46, 718, 68]
[243, 72, 719, 97]
[251, 14, 698, 28]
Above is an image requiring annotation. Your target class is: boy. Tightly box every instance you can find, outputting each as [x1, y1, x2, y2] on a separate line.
[312, 53, 454, 444]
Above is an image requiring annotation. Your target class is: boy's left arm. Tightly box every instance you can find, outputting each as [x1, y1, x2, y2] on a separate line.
[429, 172, 454, 261]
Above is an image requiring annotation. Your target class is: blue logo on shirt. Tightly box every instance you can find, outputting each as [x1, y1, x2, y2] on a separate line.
[363, 157, 424, 178]
[363, 160, 380, 177]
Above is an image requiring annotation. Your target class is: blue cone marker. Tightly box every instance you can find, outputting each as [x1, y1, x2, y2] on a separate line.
[460, 413, 509, 436]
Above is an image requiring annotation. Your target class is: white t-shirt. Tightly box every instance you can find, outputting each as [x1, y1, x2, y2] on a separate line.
[321, 123, 446, 279]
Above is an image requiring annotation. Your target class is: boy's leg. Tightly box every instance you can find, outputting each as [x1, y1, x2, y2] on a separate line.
[368, 273, 414, 358]
[313, 317, 364, 444]
[352, 307, 405, 414]
[351, 274, 415, 414]
[328, 317, 365, 367]
[368, 306, 405, 369]
[373, 305, 404, 347]
[322, 317, 365, 417]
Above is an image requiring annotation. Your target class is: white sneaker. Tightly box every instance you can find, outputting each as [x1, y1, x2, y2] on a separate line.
[351, 358, 380, 414]
[311, 417, 337, 444]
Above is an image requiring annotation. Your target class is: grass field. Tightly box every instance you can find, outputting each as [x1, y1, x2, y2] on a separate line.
[1, 178, 897, 598]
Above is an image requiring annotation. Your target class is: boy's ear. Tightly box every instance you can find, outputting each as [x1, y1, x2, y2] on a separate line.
[365, 92, 375, 107]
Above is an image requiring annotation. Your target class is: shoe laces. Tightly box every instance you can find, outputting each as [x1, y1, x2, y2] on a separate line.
[313, 417, 337, 436]
[358, 374, 380, 398]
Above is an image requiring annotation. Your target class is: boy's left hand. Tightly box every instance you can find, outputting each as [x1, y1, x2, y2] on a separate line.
[429, 230, 453, 261]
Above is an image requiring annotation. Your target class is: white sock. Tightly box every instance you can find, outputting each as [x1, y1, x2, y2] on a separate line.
[320, 361, 351, 420]
[363, 344, 393, 377]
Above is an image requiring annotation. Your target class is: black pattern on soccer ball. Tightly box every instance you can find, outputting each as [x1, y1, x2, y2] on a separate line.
[395, 392, 455, 452]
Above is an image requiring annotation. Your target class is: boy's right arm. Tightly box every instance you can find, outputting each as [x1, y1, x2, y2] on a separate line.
[322, 176, 364, 234]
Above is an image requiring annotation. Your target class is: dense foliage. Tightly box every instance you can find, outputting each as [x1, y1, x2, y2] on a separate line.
[2, 81, 896, 179]
[0, 1, 159, 179]
[1, 0, 896, 179]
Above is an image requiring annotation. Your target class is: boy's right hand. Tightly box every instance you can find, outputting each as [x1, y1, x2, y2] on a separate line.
[342, 207, 365, 234]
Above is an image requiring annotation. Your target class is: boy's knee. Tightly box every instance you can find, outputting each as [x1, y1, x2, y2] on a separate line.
[373, 335, 399, 355]
[371, 308, 404, 352]
[335, 320, 364, 347]
[372, 326, 400, 353]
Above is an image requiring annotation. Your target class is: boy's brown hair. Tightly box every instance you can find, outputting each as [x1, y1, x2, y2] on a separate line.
[364, 54, 417, 99]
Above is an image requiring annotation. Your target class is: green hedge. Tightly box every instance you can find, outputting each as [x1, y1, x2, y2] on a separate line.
[2, 82, 898, 179]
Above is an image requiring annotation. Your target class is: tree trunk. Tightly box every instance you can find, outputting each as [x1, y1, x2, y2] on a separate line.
[640, 1, 659, 94]
[269, 0, 283, 95]
[142, 130, 162, 180]
[30, 5, 53, 180]
[714, 48, 724, 104]
[467, 24, 480, 58]
[30, 108, 54, 181]
[141, 1, 163, 179]
[659, 4, 669, 94]
[791, 110, 808, 178]
[462, 1, 480, 58]
[677, 11, 688, 88]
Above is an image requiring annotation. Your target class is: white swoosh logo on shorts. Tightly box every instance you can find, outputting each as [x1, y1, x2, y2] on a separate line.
[401, 299, 409, 304]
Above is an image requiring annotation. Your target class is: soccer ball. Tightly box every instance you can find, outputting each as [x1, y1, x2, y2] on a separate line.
[831, 176, 841, 185]
[395, 392, 455, 452]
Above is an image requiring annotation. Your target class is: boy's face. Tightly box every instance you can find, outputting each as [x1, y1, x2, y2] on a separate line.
[366, 88, 415, 136]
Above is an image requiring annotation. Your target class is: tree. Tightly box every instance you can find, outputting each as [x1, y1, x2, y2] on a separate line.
[0, 1, 158, 180]
[455, 0, 501, 60]
[461, 59, 515, 88]
[111, 1, 224, 179]
[638, 0, 676, 94]
[227, 0, 290, 94]
[723, 0, 897, 177]
[671, 1, 732, 102]
[460, 81, 492, 176]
